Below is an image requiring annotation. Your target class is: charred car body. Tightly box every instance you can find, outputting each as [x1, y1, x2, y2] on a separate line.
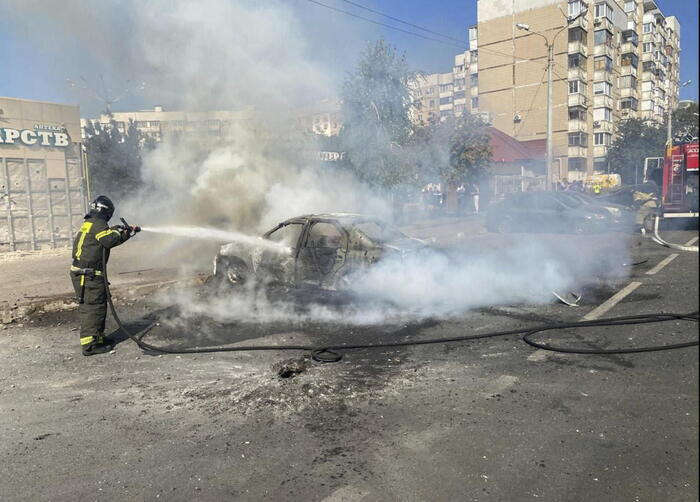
[213, 213, 427, 290]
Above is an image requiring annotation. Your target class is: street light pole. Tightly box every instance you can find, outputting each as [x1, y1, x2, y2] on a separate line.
[667, 79, 692, 147]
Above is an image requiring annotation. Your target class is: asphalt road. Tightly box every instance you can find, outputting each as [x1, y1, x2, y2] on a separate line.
[0, 229, 697, 501]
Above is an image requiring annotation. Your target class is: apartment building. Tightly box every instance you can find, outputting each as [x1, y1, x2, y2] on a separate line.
[412, 40, 481, 125]
[475, 0, 680, 180]
[81, 106, 255, 143]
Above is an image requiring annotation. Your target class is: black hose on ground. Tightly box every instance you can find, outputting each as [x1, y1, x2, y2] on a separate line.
[103, 250, 699, 363]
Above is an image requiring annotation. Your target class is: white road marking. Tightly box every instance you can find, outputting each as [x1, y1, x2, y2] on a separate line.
[646, 253, 679, 275]
[684, 236, 699, 246]
[582, 281, 643, 321]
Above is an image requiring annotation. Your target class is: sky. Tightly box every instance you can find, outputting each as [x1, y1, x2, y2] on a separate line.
[0, 0, 697, 116]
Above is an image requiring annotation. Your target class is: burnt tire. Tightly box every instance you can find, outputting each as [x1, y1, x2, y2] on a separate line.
[213, 256, 250, 287]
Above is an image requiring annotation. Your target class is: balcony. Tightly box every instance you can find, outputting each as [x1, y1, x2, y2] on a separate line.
[470, 86, 479, 97]
[619, 65, 638, 77]
[620, 42, 637, 54]
[568, 41, 588, 57]
[620, 87, 639, 99]
[593, 94, 614, 108]
[592, 120, 613, 133]
[469, 62, 478, 73]
[568, 119, 587, 132]
[568, 145, 588, 157]
[593, 69, 614, 82]
[569, 15, 588, 30]
[592, 16, 614, 32]
[593, 43, 615, 58]
[568, 93, 588, 107]
[593, 146, 609, 157]
[642, 33, 654, 43]
[642, 52, 654, 62]
[568, 67, 588, 80]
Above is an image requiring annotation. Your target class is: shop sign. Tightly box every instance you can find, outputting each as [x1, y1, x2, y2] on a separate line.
[0, 124, 70, 147]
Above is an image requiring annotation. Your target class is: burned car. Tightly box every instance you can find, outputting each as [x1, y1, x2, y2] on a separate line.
[213, 213, 427, 290]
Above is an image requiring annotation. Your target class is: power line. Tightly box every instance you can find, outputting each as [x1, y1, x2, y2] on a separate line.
[304, 0, 467, 50]
[339, 0, 468, 45]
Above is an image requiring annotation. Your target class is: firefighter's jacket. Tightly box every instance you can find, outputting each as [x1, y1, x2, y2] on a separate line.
[71, 214, 131, 271]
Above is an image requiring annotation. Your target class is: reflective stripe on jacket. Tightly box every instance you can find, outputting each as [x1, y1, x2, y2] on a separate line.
[71, 214, 130, 270]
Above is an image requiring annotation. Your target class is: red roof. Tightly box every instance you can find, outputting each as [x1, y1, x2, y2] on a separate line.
[487, 127, 544, 163]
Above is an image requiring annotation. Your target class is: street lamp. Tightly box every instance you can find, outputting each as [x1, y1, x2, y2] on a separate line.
[667, 79, 692, 146]
[516, 10, 586, 189]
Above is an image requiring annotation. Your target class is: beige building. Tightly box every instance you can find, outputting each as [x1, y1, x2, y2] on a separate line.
[1, 97, 87, 251]
[475, 0, 680, 179]
[81, 106, 255, 143]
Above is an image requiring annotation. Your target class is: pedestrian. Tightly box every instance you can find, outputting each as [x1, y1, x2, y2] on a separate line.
[592, 183, 602, 195]
[70, 196, 140, 356]
[471, 183, 480, 214]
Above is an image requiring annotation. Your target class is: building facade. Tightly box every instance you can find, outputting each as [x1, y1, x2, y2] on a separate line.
[475, 0, 680, 180]
[1, 97, 87, 252]
[81, 106, 255, 143]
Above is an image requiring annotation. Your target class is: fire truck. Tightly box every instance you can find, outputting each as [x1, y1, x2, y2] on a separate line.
[644, 140, 699, 219]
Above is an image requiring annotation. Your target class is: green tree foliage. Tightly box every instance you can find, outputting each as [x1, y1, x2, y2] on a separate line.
[672, 101, 699, 142]
[339, 39, 418, 191]
[83, 118, 153, 202]
[608, 118, 665, 184]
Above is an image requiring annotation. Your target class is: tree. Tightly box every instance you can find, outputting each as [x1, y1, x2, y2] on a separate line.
[672, 101, 699, 142]
[608, 118, 665, 184]
[83, 118, 150, 202]
[408, 113, 492, 212]
[339, 39, 418, 192]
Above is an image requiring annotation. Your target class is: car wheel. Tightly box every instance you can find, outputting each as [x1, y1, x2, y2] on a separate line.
[214, 257, 249, 287]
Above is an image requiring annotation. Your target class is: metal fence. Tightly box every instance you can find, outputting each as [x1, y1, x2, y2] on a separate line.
[492, 174, 547, 197]
[1, 155, 87, 252]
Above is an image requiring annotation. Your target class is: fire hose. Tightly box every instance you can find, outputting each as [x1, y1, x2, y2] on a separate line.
[102, 252, 699, 363]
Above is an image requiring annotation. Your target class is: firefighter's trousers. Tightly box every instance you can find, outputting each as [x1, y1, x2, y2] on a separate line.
[70, 270, 107, 347]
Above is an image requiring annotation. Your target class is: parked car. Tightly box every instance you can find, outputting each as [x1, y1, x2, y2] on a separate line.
[552, 192, 637, 230]
[212, 213, 428, 290]
[486, 192, 613, 234]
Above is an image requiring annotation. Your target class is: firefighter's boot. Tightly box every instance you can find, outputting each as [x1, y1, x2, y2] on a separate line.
[81, 335, 114, 356]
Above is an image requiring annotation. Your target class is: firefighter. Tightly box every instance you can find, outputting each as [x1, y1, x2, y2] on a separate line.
[70, 196, 139, 356]
[592, 183, 602, 195]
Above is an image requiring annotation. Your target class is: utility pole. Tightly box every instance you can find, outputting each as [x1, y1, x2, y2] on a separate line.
[516, 9, 586, 190]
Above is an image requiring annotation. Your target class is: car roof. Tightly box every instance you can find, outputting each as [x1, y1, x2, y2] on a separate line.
[280, 213, 381, 225]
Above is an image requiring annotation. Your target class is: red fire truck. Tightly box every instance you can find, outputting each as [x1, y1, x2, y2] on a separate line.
[644, 140, 699, 219]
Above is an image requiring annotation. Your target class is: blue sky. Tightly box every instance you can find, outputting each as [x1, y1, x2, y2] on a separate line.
[0, 0, 697, 114]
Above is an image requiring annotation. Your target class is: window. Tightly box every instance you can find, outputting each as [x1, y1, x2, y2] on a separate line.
[642, 61, 655, 72]
[568, 0, 584, 17]
[624, 0, 635, 12]
[594, 55, 613, 72]
[642, 22, 653, 34]
[454, 78, 466, 89]
[469, 26, 478, 41]
[454, 104, 465, 114]
[619, 75, 637, 88]
[594, 29, 613, 46]
[621, 53, 639, 68]
[569, 157, 587, 171]
[594, 156, 608, 172]
[439, 83, 453, 93]
[643, 42, 653, 52]
[471, 97, 479, 108]
[594, 107, 612, 121]
[622, 30, 638, 45]
[470, 50, 478, 61]
[268, 223, 304, 248]
[568, 53, 587, 69]
[568, 132, 588, 147]
[439, 96, 452, 105]
[594, 132, 612, 145]
[454, 90, 465, 99]
[568, 27, 587, 43]
[620, 97, 639, 110]
[593, 81, 612, 95]
[440, 110, 452, 118]
[470, 74, 478, 87]
[569, 80, 586, 94]
[595, 2, 612, 20]
[569, 106, 587, 121]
